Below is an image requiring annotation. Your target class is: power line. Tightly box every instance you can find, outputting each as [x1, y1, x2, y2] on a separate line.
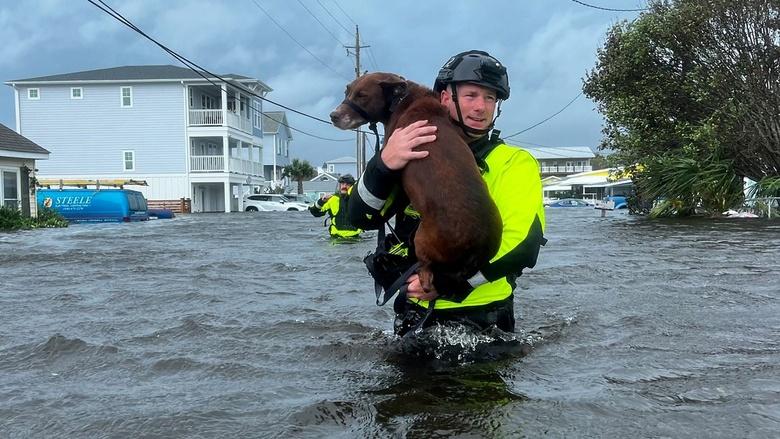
[570, 0, 648, 12]
[294, 0, 346, 46]
[248, 0, 351, 81]
[264, 113, 353, 142]
[87, 0, 359, 143]
[316, 0, 354, 36]
[365, 45, 380, 71]
[330, 0, 357, 27]
[504, 93, 583, 139]
[89, 0, 331, 125]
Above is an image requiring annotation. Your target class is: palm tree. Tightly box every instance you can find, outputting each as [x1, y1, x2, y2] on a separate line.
[282, 158, 316, 196]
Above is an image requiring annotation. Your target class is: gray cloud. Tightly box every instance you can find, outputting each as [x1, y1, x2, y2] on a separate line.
[1, 0, 644, 166]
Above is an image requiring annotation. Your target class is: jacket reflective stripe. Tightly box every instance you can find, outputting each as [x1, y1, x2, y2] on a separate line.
[412, 143, 545, 309]
[357, 176, 384, 210]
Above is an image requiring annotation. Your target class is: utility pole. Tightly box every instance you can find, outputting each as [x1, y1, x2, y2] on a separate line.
[345, 25, 370, 177]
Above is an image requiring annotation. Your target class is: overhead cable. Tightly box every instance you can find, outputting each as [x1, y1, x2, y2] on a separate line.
[295, 0, 346, 46]
[88, 0, 358, 142]
[570, 0, 648, 12]
[316, 0, 354, 36]
[249, 0, 351, 81]
[504, 93, 583, 139]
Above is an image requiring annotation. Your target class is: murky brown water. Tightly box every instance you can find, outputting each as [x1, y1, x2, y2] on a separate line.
[1, 209, 778, 438]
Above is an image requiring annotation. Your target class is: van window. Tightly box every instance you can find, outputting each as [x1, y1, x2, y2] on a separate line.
[128, 193, 147, 211]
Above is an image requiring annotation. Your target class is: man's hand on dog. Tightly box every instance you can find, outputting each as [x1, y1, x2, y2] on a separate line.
[405, 273, 439, 301]
[381, 120, 437, 170]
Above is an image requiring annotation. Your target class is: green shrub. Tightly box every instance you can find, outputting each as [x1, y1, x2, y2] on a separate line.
[0, 205, 27, 230]
[0, 205, 68, 231]
[34, 206, 69, 228]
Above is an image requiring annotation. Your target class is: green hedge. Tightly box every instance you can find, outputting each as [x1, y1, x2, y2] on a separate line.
[0, 206, 68, 231]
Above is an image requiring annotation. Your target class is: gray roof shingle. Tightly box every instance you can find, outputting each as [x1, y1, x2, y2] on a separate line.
[262, 111, 287, 133]
[0, 123, 49, 155]
[8, 65, 255, 83]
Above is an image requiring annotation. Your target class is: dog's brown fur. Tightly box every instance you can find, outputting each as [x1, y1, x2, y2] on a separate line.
[330, 72, 502, 296]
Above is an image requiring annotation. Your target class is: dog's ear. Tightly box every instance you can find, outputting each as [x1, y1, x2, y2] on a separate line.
[379, 77, 407, 98]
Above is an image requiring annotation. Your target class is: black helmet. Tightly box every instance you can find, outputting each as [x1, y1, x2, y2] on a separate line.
[338, 174, 355, 185]
[433, 50, 510, 100]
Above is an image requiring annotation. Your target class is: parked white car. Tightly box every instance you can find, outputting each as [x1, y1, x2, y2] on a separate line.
[243, 194, 308, 212]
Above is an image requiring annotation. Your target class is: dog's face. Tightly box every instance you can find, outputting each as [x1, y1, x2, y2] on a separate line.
[330, 72, 406, 130]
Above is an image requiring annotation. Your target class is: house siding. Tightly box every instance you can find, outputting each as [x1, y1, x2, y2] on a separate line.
[326, 162, 356, 176]
[18, 82, 186, 175]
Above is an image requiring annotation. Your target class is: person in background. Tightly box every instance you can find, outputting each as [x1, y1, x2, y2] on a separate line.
[348, 50, 546, 336]
[309, 174, 363, 239]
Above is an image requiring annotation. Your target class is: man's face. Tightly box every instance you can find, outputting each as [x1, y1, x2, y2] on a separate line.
[440, 83, 498, 131]
[338, 182, 351, 194]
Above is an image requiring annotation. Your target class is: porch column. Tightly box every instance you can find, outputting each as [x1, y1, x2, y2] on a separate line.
[272, 137, 278, 189]
[236, 90, 242, 121]
[237, 184, 243, 211]
[223, 135, 229, 172]
[221, 85, 228, 128]
[224, 182, 232, 213]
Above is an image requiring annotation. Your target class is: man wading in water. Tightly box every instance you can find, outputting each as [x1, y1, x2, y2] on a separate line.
[348, 50, 546, 336]
[309, 174, 363, 240]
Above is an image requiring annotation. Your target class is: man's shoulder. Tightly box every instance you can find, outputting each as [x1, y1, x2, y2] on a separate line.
[488, 142, 540, 167]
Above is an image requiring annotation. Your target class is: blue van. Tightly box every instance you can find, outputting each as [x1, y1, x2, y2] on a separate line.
[37, 189, 149, 223]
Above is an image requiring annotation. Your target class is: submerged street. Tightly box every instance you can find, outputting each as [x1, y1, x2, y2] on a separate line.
[1, 209, 779, 438]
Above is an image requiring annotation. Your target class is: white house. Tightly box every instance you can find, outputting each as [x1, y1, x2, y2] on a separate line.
[262, 111, 292, 191]
[544, 168, 633, 201]
[0, 123, 49, 217]
[5, 65, 272, 213]
[523, 146, 595, 177]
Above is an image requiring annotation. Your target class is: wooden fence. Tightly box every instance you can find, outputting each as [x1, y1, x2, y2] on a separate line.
[147, 198, 191, 214]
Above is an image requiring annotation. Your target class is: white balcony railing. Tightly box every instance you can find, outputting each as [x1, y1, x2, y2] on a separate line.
[226, 112, 253, 133]
[540, 165, 593, 174]
[189, 109, 223, 126]
[229, 157, 263, 176]
[191, 155, 225, 172]
[191, 155, 262, 176]
[189, 109, 253, 134]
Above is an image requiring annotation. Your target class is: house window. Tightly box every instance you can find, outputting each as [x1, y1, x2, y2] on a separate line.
[28, 88, 40, 100]
[123, 151, 135, 171]
[1, 169, 19, 209]
[189, 88, 193, 107]
[121, 87, 133, 107]
[71, 87, 83, 99]
[327, 164, 335, 173]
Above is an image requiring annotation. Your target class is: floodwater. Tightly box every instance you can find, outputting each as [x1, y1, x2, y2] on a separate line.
[1, 209, 779, 438]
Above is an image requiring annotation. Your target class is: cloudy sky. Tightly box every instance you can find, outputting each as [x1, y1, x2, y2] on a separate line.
[0, 0, 646, 167]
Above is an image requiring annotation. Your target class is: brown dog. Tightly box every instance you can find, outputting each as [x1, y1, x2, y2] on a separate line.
[330, 72, 502, 299]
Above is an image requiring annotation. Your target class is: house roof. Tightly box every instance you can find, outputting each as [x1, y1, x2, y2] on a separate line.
[555, 168, 631, 186]
[262, 111, 288, 134]
[521, 146, 595, 160]
[0, 123, 49, 155]
[7, 65, 271, 90]
[324, 156, 356, 164]
[309, 172, 338, 182]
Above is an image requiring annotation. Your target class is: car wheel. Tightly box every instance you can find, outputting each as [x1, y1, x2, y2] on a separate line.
[245, 206, 258, 212]
[287, 207, 299, 211]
